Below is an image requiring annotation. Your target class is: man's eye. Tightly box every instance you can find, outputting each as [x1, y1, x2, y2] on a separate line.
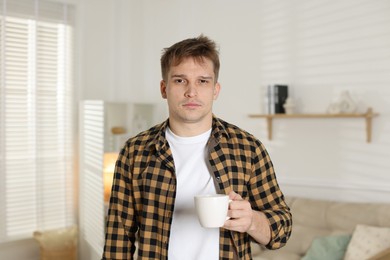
[199, 79, 209, 84]
[174, 79, 186, 84]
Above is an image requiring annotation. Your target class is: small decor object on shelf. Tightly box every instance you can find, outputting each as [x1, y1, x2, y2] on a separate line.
[327, 90, 357, 114]
[327, 102, 341, 114]
[111, 126, 126, 135]
[338, 90, 357, 114]
[267, 84, 289, 114]
[283, 97, 296, 114]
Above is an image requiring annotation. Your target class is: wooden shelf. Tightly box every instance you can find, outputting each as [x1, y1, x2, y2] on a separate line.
[249, 108, 379, 143]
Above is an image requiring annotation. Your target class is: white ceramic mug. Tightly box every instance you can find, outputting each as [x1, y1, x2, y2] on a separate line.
[194, 194, 230, 228]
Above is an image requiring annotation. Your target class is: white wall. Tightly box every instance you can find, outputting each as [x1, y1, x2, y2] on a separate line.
[81, 0, 390, 203]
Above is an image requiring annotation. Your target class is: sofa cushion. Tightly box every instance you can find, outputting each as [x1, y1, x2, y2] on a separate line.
[280, 225, 331, 255]
[301, 234, 351, 260]
[344, 224, 390, 260]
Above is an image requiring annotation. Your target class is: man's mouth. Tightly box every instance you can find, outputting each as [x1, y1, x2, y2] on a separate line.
[183, 102, 201, 109]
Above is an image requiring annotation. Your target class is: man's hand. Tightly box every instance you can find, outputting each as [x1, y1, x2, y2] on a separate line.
[223, 191, 271, 245]
[223, 191, 253, 233]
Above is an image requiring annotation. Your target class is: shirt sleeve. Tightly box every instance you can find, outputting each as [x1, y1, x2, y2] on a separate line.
[102, 145, 137, 259]
[249, 140, 293, 250]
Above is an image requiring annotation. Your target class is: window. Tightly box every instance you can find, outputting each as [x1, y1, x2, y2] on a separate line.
[0, 0, 75, 242]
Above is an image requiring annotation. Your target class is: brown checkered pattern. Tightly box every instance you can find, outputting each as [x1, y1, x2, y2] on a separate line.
[102, 116, 292, 260]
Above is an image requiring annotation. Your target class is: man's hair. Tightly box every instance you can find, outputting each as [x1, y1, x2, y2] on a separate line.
[160, 35, 220, 82]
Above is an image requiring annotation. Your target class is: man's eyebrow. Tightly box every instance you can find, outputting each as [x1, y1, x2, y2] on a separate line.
[170, 74, 186, 78]
[170, 74, 213, 80]
[199, 76, 213, 80]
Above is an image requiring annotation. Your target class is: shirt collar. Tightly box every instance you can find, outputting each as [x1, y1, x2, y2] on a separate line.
[210, 115, 230, 141]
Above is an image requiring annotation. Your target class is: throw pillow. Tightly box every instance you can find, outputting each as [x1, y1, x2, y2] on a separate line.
[301, 234, 352, 260]
[344, 224, 390, 260]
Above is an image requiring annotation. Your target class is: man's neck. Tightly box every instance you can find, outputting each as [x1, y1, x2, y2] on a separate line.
[168, 117, 213, 137]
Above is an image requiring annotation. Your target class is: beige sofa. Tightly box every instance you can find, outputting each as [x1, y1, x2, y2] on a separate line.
[251, 197, 390, 260]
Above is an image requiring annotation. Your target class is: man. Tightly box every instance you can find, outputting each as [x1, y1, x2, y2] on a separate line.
[103, 35, 292, 259]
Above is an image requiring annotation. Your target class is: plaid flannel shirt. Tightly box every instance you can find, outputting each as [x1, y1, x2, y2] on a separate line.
[103, 116, 292, 260]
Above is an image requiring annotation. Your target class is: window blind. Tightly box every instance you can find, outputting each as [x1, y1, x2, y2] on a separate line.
[0, 0, 75, 242]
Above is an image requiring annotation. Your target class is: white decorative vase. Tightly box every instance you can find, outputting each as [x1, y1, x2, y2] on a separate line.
[283, 97, 296, 114]
[327, 103, 341, 114]
[327, 91, 357, 114]
[338, 91, 357, 114]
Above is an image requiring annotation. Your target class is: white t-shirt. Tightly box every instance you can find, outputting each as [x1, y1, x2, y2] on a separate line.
[166, 127, 219, 260]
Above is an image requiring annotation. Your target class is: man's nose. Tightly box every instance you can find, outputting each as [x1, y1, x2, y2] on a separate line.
[184, 83, 197, 97]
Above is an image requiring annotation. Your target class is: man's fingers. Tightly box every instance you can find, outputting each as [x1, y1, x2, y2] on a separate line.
[228, 190, 242, 201]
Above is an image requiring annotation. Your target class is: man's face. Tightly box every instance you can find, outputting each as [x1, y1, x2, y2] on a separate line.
[160, 57, 220, 132]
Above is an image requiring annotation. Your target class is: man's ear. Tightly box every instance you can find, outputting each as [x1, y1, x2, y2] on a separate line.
[160, 80, 167, 99]
[213, 82, 221, 100]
